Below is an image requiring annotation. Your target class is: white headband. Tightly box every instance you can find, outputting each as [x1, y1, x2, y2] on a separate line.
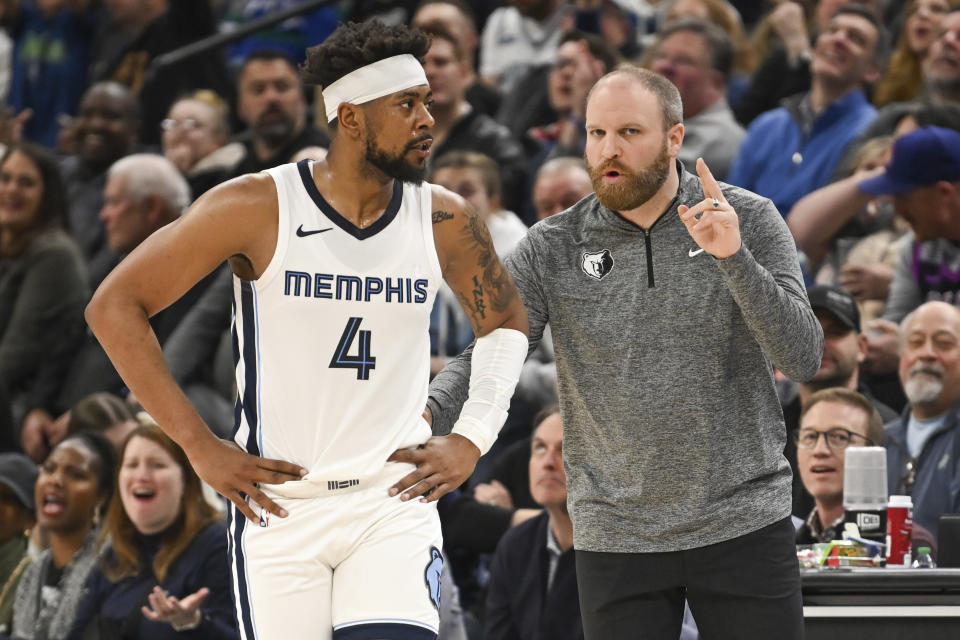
[322, 54, 428, 123]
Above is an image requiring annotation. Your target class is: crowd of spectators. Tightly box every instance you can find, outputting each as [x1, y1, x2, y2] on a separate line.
[1, 1, 960, 639]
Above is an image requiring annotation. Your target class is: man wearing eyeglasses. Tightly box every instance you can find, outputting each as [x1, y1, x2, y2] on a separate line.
[780, 284, 898, 518]
[795, 387, 885, 544]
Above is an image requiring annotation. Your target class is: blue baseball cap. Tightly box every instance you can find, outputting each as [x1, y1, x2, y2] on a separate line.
[860, 126, 960, 196]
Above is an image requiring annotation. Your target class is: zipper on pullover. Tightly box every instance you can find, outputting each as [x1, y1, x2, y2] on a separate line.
[615, 187, 680, 289]
[643, 229, 655, 288]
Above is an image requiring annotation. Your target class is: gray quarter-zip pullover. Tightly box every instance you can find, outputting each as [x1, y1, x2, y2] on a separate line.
[429, 164, 823, 553]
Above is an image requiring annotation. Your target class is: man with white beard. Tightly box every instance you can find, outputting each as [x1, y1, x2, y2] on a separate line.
[886, 301, 960, 538]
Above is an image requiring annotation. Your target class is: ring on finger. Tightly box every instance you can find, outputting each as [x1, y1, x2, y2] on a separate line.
[712, 198, 720, 209]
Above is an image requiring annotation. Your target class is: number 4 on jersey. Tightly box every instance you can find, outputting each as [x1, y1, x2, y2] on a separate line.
[329, 317, 376, 380]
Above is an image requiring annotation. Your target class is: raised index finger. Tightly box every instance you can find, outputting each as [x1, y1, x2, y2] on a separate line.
[696, 157, 725, 204]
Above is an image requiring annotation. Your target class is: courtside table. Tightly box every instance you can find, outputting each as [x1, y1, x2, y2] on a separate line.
[802, 567, 960, 639]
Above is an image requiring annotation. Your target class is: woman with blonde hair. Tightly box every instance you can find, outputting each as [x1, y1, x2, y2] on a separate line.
[874, 0, 960, 106]
[68, 424, 236, 639]
[161, 89, 243, 197]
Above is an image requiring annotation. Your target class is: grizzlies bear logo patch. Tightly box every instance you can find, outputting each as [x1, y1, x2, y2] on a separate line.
[581, 249, 614, 280]
[424, 546, 443, 611]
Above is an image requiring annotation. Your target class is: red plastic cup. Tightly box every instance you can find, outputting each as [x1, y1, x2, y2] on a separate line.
[886, 495, 913, 567]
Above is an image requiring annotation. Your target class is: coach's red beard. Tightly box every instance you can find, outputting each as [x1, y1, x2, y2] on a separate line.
[586, 142, 671, 211]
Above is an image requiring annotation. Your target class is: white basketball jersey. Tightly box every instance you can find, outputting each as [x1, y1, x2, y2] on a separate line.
[231, 160, 442, 484]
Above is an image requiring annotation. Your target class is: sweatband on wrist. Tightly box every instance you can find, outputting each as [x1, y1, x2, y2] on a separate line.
[322, 54, 428, 123]
[451, 327, 529, 455]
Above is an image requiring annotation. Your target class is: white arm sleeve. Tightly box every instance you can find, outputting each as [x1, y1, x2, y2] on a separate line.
[450, 327, 529, 455]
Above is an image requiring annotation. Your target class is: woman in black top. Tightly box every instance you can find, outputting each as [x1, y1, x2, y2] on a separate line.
[0, 143, 88, 458]
[70, 423, 236, 639]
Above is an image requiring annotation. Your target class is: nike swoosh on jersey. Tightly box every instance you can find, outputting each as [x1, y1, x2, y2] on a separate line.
[296, 225, 333, 237]
[688, 248, 705, 257]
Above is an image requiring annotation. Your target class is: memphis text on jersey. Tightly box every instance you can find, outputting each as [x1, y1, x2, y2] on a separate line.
[284, 271, 429, 303]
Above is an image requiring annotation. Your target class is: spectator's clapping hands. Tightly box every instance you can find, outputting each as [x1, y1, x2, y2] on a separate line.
[475, 479, 514, 509]
[864, 319, 901, 374]
[20, 409, 69, 463]
[568, 41, 606, 119]
[142, 585, 209, 631]
[0, 107, 31, 146]
[768, 1, 812, 61]
[839, 263, 894, 302]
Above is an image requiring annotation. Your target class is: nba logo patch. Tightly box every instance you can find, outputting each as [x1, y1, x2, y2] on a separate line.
[259, 509, 270, 528]
[581, 249, 614, 280]
[424, 547, 443, 611]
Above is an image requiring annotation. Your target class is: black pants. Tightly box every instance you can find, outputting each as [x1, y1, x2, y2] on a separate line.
[576, 517, 804, 640]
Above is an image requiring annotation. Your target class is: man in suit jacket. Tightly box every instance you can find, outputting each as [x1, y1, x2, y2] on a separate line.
[484, 406, 580, 640]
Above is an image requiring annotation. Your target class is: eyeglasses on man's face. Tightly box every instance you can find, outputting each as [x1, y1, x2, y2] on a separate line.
[794, 427, 873, 451]
[160, 118, 207, 132]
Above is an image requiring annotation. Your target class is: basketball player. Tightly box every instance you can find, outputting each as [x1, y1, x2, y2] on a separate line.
[85, 21, 529, 640]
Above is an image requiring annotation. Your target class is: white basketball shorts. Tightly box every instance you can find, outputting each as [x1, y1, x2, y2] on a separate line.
[227, 463, 444, 640]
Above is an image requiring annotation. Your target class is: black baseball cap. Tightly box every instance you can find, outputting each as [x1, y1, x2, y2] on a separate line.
[807, 284, 860, 333]
[0, 452, 38, 513]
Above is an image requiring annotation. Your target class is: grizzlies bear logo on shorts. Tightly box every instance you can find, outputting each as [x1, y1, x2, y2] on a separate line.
[424, 546, 443, 610]
[581, 249, 614, 280]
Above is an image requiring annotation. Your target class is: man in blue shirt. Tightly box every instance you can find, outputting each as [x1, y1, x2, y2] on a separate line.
[728, 6, 886, 217]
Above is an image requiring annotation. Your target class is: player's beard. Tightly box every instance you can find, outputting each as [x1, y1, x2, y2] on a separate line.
[587, 137, 671, 211]
[365, 135, 428, 185]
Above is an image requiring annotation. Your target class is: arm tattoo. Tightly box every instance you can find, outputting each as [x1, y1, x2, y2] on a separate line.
[471, 275, 487, 320]
[454, 289, 484, 333]
[432, 210, 454, 225]
[460, 214, 517, 314]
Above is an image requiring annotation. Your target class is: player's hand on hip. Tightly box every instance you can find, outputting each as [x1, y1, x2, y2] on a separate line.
[387, 433, 481, 503]
[187, 437, 307, 523]
[677, 158, 742, 260]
